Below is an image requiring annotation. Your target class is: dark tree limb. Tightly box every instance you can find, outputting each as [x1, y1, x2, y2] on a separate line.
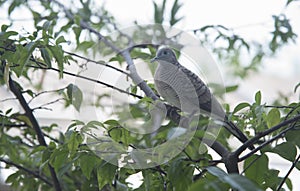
[235, 114, 300, 156]
[239, 124, 297, 161]
[202, 138, 239, 173]
[8, 76, 62, 191]
[0, 158, 52, 186]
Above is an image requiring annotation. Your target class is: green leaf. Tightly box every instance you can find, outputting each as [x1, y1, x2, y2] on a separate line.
[153, 0, 166, 24]
[129, 104, 146, 119]
[42, 148, 52, 163]
[56, 36, 67, 44]
[40, 48, 52, 67]
[29, 146, 47, 156]
[263, 169, 281, 190]
[233, 102, 250, 114]
[225, 85, 239, 93]
[47, 45, 64, 78]
[15, 114, 33, 127]
[142, 170, 165, 191]
[5, 172, 20, 184]
[207, 167, 262, 191]
[72, 26, 82, 44]
[80, 153, 100, 179]
[191, 169, 229, 191]
[67, 84, 83, 111]
[285, 130, 300, 148]
[1, 24, 9, 32]
[266, 108, 281, 128]
[255, 91, 262, 105]
[285, 176, 293, 190]
[170, 0, 183, 26]
[50, 149, 69, 173]
[0, 31, 18, 39]
[85, 120, 104, 129]
[97, 161, 117, 189]
[224, 174, 262, 191]
[130, 50, 151, 59]
[188, 177, 224, 191]
[104, 119, 119, 126]
[5, 108, 13, 115]
[77, 41, 95, 51]
[244, 154, 269, 185]
[168, 159, 194, 191]
[16, 42, 37, 77]
[68, 120, 85, 130]
[273, 142, 297, 162]
[286, 0, 293, 6]
[184, 138, 207, 161]
[206, 166, 227, 178]
[67, 131, 83, 154]
[108, 54, 124, 64]
[8, 1, 17, 15]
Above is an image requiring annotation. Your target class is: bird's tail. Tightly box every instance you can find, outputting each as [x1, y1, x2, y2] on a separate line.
[223, 120, 255, 150]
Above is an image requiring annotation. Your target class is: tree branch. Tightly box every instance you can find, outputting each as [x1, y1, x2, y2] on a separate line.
[28, 63, 143, 99]
[8, 76, 62, 191]
[202, 138, 239, 173]
[64, 50, 129, 76]
[235, 114, 300, 156]
[0, 158, 52, 186]
[51, 0, 158, 100]
[32, 98, 64, 111]
[239, 124, 297, 161]
[1, 45, 143, 100]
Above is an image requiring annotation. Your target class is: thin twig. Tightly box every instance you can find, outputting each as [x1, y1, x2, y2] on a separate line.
[28, 64, 143, 99]
[264, 105, 295, 109]
[235, 114, 300, 156]
[284, 104, 300, 121]
[28, 88, 65, 104]
[239, 124, 297, 161]
[276, 153, 300, 191]
[32, 98, 64, 111]
[0, 97, 17, 103]
[43, 133, 64, 144]
[64, 50, 129, 75]
[0, 123, 27, 128]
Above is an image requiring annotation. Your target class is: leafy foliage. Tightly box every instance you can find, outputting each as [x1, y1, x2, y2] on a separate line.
[0, 0, 299, 191]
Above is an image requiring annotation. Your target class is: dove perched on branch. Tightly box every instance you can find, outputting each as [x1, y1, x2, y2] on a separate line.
[151, 47, 254, 150]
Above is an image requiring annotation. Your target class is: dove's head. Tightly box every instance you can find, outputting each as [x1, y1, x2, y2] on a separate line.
[151, 47, 178, 64]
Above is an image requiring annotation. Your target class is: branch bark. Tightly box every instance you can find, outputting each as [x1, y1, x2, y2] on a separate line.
[8, 76, 62, 191]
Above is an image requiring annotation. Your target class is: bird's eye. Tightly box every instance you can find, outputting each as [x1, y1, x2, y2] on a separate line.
[162, 50, 168, 55]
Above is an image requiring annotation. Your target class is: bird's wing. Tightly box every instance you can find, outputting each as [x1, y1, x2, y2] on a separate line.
[178, 65, 225, 118]
[178, 66, 254, 149]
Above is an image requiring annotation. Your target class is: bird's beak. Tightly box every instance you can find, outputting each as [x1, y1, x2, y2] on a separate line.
[150, 57, 157, 63]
